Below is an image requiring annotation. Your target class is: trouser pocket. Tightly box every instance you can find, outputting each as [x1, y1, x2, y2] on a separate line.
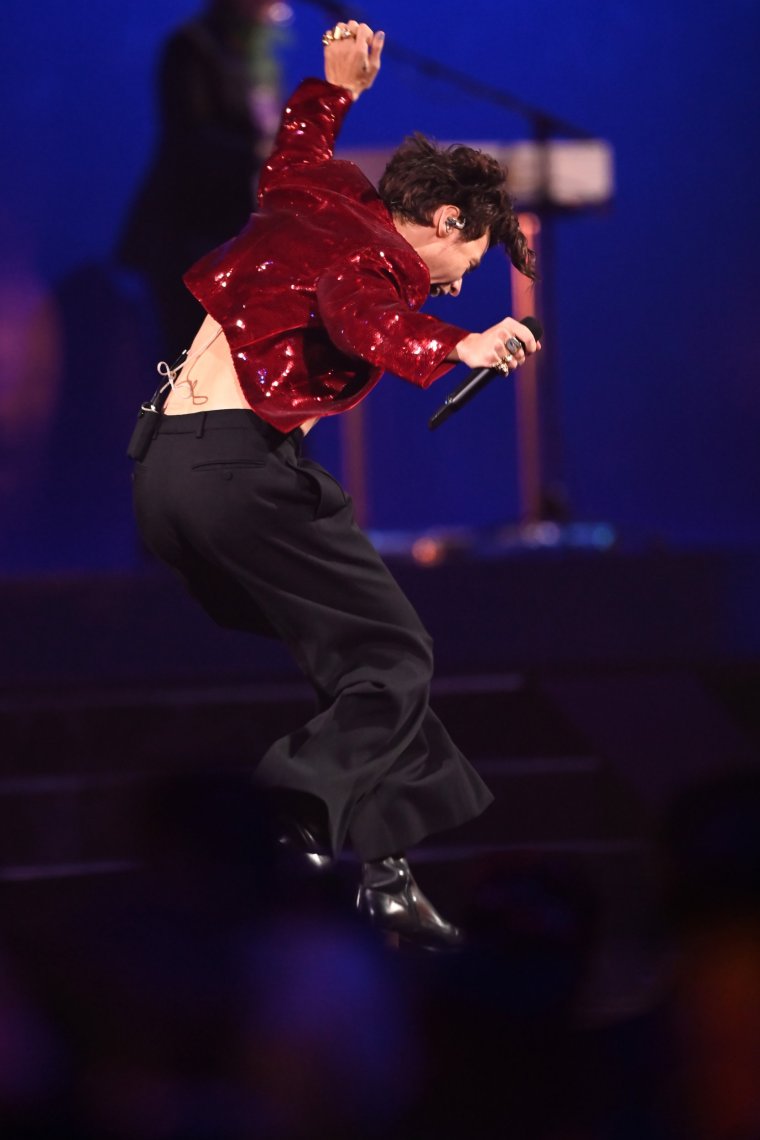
[295, 458, 350, 521]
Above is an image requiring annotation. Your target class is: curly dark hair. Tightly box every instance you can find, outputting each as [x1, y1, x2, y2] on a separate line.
[378, 133, 536, 280]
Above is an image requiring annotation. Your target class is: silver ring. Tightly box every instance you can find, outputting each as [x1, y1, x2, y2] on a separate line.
[505, 337, 521, 354]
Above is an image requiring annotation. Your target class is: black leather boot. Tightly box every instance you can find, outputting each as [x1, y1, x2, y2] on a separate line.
[357, 855, 464, 950]
[277, 817, 333, 870]
[270, 790, 334, 871]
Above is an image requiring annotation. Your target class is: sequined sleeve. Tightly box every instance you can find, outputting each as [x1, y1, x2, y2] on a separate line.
[316, 247, 468, 388]
[258, 78, 353, 205]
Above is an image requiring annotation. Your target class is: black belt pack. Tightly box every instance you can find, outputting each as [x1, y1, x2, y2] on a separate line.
[126, 350, 187, 461]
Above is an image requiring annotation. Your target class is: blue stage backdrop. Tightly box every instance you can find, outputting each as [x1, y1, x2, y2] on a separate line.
[1, 0, 759, 572]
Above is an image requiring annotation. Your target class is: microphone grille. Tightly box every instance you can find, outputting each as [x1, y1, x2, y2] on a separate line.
[521, 315, 544, 342]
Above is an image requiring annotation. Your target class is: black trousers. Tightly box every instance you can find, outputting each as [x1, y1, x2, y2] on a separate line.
[133, 409, 493, 861]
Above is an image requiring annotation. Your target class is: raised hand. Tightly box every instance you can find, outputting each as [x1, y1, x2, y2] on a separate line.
[323, 20, 385, 101]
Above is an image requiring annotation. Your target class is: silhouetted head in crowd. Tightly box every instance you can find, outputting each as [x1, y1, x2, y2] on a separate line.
[660, 766, 760, 932]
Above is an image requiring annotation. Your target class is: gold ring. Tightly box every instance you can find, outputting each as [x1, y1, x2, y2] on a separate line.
[497, 359, 511, 374]
[322, 24, 356, 45]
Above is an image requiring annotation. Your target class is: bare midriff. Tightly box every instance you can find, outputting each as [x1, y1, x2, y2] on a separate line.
[163, 314, 318, 436]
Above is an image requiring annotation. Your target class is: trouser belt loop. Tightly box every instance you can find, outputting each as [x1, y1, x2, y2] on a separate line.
[195, 412, 207, 439]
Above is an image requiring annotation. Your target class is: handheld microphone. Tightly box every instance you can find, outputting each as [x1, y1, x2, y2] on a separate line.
[428, 315, 543, 430]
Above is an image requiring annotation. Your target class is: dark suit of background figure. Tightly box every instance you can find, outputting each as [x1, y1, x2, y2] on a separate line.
[118, 2, 283, 355]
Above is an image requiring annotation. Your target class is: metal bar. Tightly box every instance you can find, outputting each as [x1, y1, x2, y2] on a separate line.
[510, 212, 544, 522]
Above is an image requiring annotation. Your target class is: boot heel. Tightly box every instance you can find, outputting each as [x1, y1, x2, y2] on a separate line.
[357, 855, 464, 951]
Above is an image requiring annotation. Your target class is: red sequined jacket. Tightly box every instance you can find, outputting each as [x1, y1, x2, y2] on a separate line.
[183, 77, 468, 432]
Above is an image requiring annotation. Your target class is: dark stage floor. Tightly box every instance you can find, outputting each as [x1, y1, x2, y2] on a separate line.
[2, 544, 760, 1019]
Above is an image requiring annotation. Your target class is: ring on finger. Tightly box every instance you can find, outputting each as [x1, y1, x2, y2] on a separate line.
[505, 336, 521, 354]
[322, 23, 356, 44]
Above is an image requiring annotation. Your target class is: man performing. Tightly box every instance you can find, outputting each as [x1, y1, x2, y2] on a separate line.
[132, 19, 539, 950]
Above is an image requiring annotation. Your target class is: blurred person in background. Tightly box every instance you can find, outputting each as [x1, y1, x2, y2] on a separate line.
[576, 768, 760, 1140]
[118, 0, 289, 352]
[0, 211, 63, 572]
[659, 768, 760, 1140]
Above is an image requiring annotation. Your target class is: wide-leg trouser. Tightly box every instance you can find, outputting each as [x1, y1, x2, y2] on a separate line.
[133, 409, 493, 861]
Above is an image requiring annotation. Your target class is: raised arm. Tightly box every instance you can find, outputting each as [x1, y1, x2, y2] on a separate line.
[258, 21, 384, 204]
